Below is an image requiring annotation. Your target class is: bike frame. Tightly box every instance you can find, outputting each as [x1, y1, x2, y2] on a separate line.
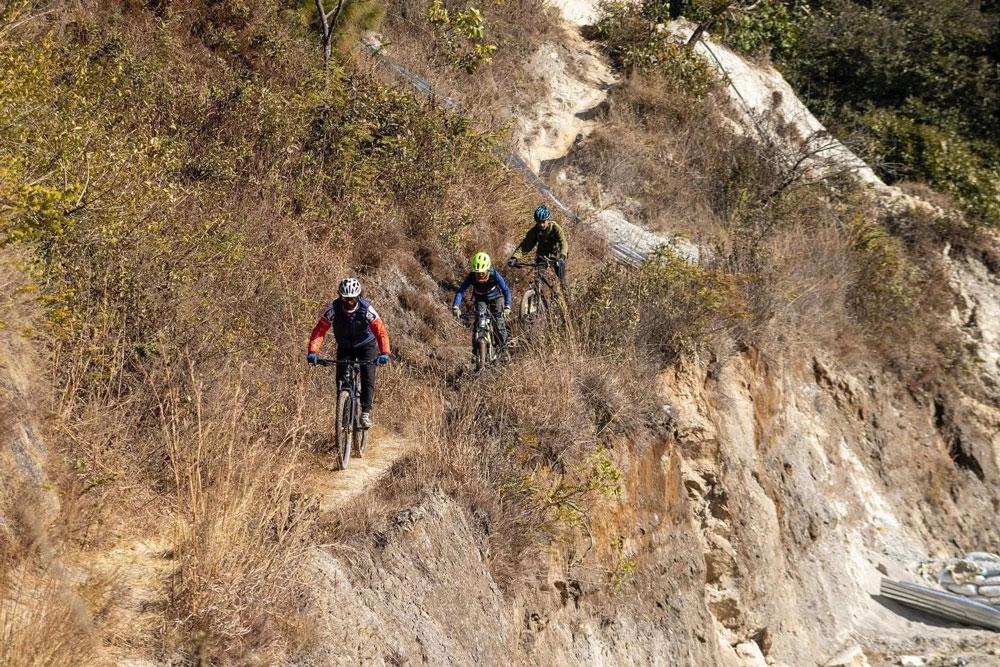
[511, 258, 558, 316]
[314, 358, 378, 468]
[460, 306, 503, 368]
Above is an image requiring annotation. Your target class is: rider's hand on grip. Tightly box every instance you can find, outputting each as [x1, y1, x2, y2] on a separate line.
[507, 257, 517, 268]
[306, 352, 318, 365]
[503, 307, 511, 319]
[376, 354, 390, 366]
[452, 308, 461, 319]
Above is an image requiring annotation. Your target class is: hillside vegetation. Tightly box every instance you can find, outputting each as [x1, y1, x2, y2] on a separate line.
[662, 0, 1000, 227]
[0, 0, 531, 661]
[2, 0, 998, 664]
[0, 0, 746, 661]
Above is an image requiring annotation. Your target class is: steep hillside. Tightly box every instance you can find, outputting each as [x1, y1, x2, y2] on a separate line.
[2, 0, 999, 665]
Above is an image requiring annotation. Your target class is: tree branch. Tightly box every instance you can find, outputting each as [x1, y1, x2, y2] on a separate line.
[0, 8, 55, 36]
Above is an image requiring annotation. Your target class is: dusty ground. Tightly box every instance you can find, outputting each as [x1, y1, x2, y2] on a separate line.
[306, 430, 414, 512]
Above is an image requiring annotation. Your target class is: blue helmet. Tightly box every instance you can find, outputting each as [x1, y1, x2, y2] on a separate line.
[533, 205, 551, 224]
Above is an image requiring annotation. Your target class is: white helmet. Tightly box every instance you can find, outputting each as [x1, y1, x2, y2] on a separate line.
[338, 278, 362, 298]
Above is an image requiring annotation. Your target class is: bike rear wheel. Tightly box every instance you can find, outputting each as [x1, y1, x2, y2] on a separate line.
[356, 427, 369, 457]
[335, 389, 353, 470]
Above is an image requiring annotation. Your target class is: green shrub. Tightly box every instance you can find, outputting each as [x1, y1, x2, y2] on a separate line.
[676, 0, 805, 60]
[595, 1, 717, 94]
[427, 0, 498, 74]
[577, 249, 748, 362]
[776, 0, 1000, 226]
[847, 217, 923, 335]
[861, 110, 1000, 227]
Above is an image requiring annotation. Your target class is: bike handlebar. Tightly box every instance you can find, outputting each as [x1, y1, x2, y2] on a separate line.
[313, 358, 382, 367]
[510, 259, 550, 269]
[459, 310, 508, 321]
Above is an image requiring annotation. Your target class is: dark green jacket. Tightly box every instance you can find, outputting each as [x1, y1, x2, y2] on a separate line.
[513, 222, 568, 260]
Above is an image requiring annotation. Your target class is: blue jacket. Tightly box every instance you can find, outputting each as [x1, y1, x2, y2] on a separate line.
[452, 269, 512, 308]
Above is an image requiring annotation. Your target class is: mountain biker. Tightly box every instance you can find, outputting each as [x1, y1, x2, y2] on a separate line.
[307, 278, 390, 429]
[508, 205, 568, 288]
[452, 252, 512, 348]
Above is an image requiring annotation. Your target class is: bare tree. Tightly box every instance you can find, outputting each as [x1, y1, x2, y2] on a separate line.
[315, 0, 346, 66]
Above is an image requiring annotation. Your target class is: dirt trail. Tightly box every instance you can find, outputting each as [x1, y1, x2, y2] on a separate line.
[308, 430, 413, 512]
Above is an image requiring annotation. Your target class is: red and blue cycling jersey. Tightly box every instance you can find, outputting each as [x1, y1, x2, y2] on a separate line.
[452, 268, 512, 309]
[309, 297, 390, 354]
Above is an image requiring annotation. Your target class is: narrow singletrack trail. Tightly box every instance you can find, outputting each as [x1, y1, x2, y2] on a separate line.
[307, 430, 413, 512]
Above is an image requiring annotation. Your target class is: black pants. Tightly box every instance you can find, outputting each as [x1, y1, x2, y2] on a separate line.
[476, 295, 507, 347]
[541, 256, 566, 289]
[336, 339, 378, 412]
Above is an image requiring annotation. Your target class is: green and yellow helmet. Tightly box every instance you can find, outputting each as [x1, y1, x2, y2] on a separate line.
[470, 252, 492, 273]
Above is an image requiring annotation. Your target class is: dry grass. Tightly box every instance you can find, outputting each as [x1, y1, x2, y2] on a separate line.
[0, 255, 100, 666]
[0, 561, 102, 667]
[373, 0, 559, 125]
[148, 358, 314, 661]
[327, 327, 657, 589]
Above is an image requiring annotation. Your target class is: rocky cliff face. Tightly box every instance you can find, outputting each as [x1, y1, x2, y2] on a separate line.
[302, 278, 999, 664]
[291, 3, 1000, 663]
[0, 257, 50, 531]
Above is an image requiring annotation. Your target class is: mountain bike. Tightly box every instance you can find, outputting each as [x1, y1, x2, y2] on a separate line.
[460, 304, 506, 371]
[315, 358, 378, 470]
[511, 258, 560, 318]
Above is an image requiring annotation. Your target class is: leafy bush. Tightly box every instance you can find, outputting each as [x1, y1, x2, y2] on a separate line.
[776, 0, 1000, 225]
[595, 0, 717, 94]
[861, 110, 1000, 227]
[846, 217, 924, 335]
[578, 249, 749, 362]
[673, 0, 805, 60]
[426, 0, 498, 74]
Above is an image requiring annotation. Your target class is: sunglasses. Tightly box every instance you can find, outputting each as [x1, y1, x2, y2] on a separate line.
[342, 296, 358, 306]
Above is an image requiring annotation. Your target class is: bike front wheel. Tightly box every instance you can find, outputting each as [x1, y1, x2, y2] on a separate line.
[335, 390, 353, 470]
[475, 337, 489, 371]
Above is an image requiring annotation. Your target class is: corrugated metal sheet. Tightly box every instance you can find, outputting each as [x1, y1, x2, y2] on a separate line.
[880, 578, 1000, 631]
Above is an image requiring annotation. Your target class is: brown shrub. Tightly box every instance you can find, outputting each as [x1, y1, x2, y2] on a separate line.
[376, 0, 558, 123]
[148, 357, 314, 661]
[575, 249, 750, 363]
[328, 327, 656, 589]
